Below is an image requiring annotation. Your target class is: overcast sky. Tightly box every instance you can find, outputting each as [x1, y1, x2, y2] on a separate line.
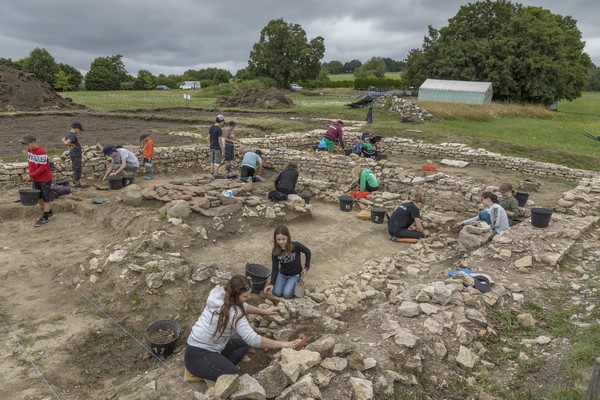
[1, 0, 598, 77]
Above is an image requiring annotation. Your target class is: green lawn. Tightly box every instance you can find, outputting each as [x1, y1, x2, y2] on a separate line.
[59, 90, 600, 171]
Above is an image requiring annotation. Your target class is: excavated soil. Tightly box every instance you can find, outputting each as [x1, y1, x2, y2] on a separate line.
[216, 88, 295, 109]
[0, 65, 84, 112]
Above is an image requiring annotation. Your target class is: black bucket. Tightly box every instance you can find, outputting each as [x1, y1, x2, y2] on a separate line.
[245, 263, 270, 294]
[298, 192, 311, 204]
[145, 320, 181, 357]
[531, 208, 552, 228]
[371, 207, 386, 224]
[515, 192, 529, 207]
[108, 175, 123, 190]
[19, 189, 40, 206]
[339, 195, 354, 212]
[122, 176, 134, 187]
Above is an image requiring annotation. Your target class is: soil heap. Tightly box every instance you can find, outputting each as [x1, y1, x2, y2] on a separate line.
[216, 88, 295, 109]
[0, 65, 84, 111]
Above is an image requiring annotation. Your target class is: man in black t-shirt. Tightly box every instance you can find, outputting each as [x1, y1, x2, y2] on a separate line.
[387, 193, 429, 240]
[61, 122, 84, 188]
[209, 114, 226, 177]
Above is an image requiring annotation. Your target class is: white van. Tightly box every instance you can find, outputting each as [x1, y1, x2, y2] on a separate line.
[179, 81, 201, 90]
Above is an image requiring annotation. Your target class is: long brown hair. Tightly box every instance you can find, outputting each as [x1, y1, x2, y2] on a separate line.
[272, 224, 293, 256]
[482, 191, 499, 203]
[212, 275, 250, 340]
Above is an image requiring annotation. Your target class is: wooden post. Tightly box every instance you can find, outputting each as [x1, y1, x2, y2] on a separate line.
[585, 357, 600, 400]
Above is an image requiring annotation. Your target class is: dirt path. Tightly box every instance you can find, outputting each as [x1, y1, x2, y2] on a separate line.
[193, 200, 401, 287]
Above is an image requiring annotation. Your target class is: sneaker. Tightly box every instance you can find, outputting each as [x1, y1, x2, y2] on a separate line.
[254, 175, 265, 182]
[72, 183, 82, 189]
[390, 236, 399, 242]
[34, 218, 48, 227]
[47, 211, 54, 218]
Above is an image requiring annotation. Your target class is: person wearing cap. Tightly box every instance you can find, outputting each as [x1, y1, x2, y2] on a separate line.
[61, 122, 84, 188]
[240, 149, 264, 183]
[20, 134, 54, 227]
[223, 121, 238, 173]
[322, 120, 346, 153]
[101, 145, 140, 181]
[209, 115, 226, 177]
[139, 133, 154, 180]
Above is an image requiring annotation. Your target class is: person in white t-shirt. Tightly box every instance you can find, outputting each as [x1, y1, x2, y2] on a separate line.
[101, 145, 140, 181]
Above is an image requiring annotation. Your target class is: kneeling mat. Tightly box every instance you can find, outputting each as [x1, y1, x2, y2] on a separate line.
[395, 238, 419, 243]
[356, 210, 371, 220]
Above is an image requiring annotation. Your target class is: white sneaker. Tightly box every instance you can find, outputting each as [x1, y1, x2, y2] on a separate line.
[254, 176, 265, 182]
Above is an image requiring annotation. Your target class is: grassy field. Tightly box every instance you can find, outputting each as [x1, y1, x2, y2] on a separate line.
[327, 71, 402, 81]
[60, 90, 600, 171]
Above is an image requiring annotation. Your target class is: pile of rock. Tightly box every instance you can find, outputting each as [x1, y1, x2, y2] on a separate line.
[374, 95, 435, 123]
[555, 177, 600, 217]
[140, 175, 312, 219]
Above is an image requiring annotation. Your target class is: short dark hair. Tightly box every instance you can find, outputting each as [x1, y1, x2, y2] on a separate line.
[255, 149, 262, 157]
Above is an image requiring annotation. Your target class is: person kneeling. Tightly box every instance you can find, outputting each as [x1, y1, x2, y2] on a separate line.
[184, 275, 303, 381]
[387, 193, 429, 241]
[264, 225, 311, 299]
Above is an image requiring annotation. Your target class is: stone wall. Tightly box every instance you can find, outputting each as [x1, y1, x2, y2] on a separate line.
[2, 130, 597, 193]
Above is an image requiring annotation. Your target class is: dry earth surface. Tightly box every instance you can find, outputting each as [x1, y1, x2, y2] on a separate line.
[0, 109, 591, 400]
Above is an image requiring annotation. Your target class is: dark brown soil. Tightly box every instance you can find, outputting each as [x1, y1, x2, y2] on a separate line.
[0, 112, 202, 160]
[148, 328, 177, 345]
[0, 65, 84, 112]
[216, 88, 295, 109]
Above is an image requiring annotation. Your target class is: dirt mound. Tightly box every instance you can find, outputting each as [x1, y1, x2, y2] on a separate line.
[216, 88, 295, 109]
[0, 65, 84, 112]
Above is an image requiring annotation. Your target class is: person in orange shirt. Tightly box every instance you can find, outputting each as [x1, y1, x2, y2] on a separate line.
[139, 133, 155, 180]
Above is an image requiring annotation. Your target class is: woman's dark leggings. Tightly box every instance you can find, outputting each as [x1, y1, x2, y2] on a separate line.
[184, 339, 250, 381]
[388, 228, 425, 239]
[365, 182, 379, 192]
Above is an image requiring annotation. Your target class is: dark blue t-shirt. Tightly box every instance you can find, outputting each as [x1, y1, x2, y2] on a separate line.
[209, 124, 222, 150]
[388, 202, 420, 232]
[64, 132, 82, 156]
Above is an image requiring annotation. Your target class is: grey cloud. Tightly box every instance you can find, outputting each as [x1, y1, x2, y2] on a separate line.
[0, 0, 597, 76]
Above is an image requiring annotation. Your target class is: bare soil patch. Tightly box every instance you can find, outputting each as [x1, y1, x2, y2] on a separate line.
[216, 88, 295, 109]
[0, 65, 84, 112]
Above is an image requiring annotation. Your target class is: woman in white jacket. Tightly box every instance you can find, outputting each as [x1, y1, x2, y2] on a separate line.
[184, 275, 302, 381]
[454, 191, 510, 234]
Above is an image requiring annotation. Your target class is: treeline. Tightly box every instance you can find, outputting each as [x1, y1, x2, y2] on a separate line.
[322, 57, 405, 74]
[0, 48, 233, 91]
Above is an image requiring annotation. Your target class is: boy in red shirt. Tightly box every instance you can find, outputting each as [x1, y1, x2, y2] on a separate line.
[139, 133, 154, 180]
[20, 134, 54, 227]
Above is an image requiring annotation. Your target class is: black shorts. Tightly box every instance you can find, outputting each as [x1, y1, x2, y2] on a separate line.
[33, 180, 54, 203]
[224, 144, 234, 161]
[240, 165, 255, 181]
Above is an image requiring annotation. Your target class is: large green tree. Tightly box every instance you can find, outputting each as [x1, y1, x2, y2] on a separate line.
[57, 63, 83, 90]
[354, 57, 387, 79]
[21, 48, 58, 86]
[404, 0, 591, 104]
[248, 18, 325, 87]
[323, 60, 344, 74]
[85, 55, 129, 90]
[133, 69, 156, 90]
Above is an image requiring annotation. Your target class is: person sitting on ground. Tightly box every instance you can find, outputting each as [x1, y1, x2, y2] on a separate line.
[350, 135, 362, 155]
[184, 275, 302, 381]
[274, 162, 299, 195]
[346, 165, 379, 193]
[101, 145, 140, 181]
[139, 133, 154, 180]
[499, 182, 519, 225]
[322, 120, 346, 153]
[265, 225, 312, 299]
[388, 193, 429, 240]
[21, 134, 54, 227]
[453, 191, 509, 234]
[240, 149, 264, 182]
[223, 121, 238, 173]
[358, 133, 375, 158]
